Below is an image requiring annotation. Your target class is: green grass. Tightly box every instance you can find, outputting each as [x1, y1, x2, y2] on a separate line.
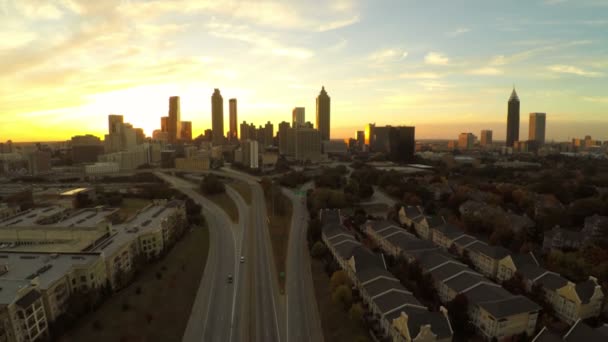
[228, 181, 252, 204]
[264, 187, 292, 293]
[206, 192, 239, 224]
[311, 258, 371, 342]
[60, 226, 210, 342]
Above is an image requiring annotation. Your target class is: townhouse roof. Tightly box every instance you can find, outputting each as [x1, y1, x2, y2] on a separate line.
[333, 240, 361, 260]
[531, 327, 562, 342]
[320, 209, 341, 225]
[575, 278, 599, 304]
[535, 272, 568, 291]
[402, 205, 423, 219]
[452, 235, 478, 247]
[386, 306, 453, 340]
[0, 279, 32, 305]
[518, 264, 548, 281]
[423, 215, 446, 228]
[416, 250, 457, 270]
[429, 263, 473, 283]
[373, 289, 421, 315]
[351, 246, 384, 276]
[511, 252, 540, 269]
[480, 295, 541, 319]
[564, 319, 607, 341]
[378, 226, 407, 239]
[368, 220, 401, 233]
[386, 233, 438, 253]
[322, 223, 349, 239]
[434, 223, 465, 239]
[466, 243, 510, 260]
[363, 275, 402, 299]
[463, 282, 510, 304]
[444, 272, 487, 293]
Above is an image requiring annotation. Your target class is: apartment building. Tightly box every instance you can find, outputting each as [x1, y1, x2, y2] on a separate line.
[398, 205, 424, 227]
[533, 319, 608, 341]
[363, 221, 439, 261]
[430, 224, 471, 250]
[0, 280, 48, 342]
[92, 200, 185, 288]
[321, 211, 453, 342]
[464, 242, 511, 279]
[412, 216, 446, 240]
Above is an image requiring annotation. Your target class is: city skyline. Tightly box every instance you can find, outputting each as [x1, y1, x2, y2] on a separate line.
[2, 0, 608, 142]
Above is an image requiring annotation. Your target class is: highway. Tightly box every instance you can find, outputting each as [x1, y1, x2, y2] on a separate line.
[284, 183, 324, 342]
[155, 172, 240, 342]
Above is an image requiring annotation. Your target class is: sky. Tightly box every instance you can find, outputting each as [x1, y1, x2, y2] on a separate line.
[1, 0, 607, 142]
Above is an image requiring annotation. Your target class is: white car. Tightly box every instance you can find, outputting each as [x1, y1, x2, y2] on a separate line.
[240, 256, 245, 263]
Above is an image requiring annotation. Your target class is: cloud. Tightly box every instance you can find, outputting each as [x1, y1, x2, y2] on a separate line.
[368, 49, 408, 63]
[398, 72, 442, 79]
[543, 0, 567, 4]
[547, 64, 603, 77]
[318, 15, 360, 32]
[14, 0, 64, 20]
[582, 96, 608, 103]
[207, 21, 313, 59]
[424, 52, 449, 65]
[468, 67, 504, 75]
[327, 38, 348, 52]
[447, 27, 471, 37]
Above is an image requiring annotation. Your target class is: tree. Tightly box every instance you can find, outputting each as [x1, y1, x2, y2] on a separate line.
[332, 285, 353, 310]
[447, 294, 472, 337]
[310, 241, 327, 258]
[200, 174, 225, 195]
[349, 303, 364, 323]
[502, 273, 526, 295]
[330, 270, 351, 291]
[307, 218, 323, 247]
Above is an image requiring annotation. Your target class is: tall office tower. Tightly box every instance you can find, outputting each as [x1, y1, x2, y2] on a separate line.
[108, 114, 124, 134]
[229, 98, 238, 141]
[135, 128, 145, 145]
[458, 133, 475, 150]
[181, 121, 192, 142]
[278, 121, 291, 154]
[242, 140, 259, 169]
[161, 116, 169, 132]
[168, 96, 181, 144]
[356, 131, 365, 149]
[315, 86, 331, 141]
[529, 113, 546, 145]
[365, 123, 375, 146]
[264, 121, 274, 147]
[506, 88, 520, 147]
[295, 127, 322, 162]
[388, 126, 416, 163]
[292, 107, 305, 128]
[480, 130, 493, 146]
[211, 89, 224, 146]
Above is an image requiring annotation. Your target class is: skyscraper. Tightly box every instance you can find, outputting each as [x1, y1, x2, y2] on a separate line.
[356, 131, 365, 150]
[480, 130, 493, 146]
[108, 115, 124, 134]
[168, 96, 181, 144]
[292, 107, 305, 128]
[211, 89, 224, 146]
[529, 113, 546, 145]
[278, 121, 290, 155]
[388, 126, 416, 163]
[458, 133, 475, 150]
[161, 116, 168, 132]
[506, 88, 520, 147]
[264, 121, 274, 147]
[181, 121, 192, 142]
[229, 98, 238, 141]
[316, 86, 330, 141]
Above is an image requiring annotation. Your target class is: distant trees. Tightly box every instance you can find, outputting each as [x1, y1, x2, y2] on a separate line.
[278, 171, 309, 188]
[330, 270, 351, 291]
[315, 166, 348, 189]
[349, 303, 364, 323]
[200, 174, 225, 195]
[447, 294, 473, 338]
[311, 241, 327, 258]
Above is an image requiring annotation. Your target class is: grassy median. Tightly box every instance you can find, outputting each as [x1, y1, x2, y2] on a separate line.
[60, 226, 210, 342]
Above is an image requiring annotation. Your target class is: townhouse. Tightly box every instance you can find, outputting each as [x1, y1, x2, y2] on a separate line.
[365, 218, 541, 341]
[533, 319, 608, 341]
[321, 211, 453, 342]
[398, 206, 424, 227]
[364, 221, 439, 261]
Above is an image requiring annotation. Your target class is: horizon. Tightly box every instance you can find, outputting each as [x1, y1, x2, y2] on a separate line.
[1, 0, 607, 142]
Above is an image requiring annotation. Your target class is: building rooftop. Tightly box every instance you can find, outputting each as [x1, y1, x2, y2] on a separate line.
[60, 188, 92, 197]
[0, 206, 67, 227]
[0, 279, 34, 305]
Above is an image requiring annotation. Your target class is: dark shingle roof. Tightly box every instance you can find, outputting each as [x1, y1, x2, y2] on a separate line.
[369, 220, 400, 232]
[387, 233, 438, 253]
[333, 239, 361, 260]
[463, 283, 511, 304]
[453, 235, 477, 247]
[575, 279, 599, 304]
[320, 209, 341, 225]
[363, 276, 402, 298]
[444, 272, 487, 293]
[466, 243, 510, 260]
[373, 289, 421, 315]
[323, 223, 349, 239]
[434, 223, 465, 239]
[425, 215, 446, 228]
[535, 273, 568, 291]
[480, 295, 541, 319]
[518, 264, 548, 281]
[386, 306, 453, 340]
[403, 205, 423, 219]
[378, 227, 408, 239]
[532, 327, 562, 342]
[564, 320, 607, 342]
[16, 289, 41, 308]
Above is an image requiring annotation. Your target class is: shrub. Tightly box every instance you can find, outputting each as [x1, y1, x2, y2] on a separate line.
[332, 285, 353, 310]
[310, 241, 327, 258]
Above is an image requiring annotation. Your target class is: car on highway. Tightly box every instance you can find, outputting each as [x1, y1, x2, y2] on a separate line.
[227, 274, 233, 283]
[240, 256, 245, 263]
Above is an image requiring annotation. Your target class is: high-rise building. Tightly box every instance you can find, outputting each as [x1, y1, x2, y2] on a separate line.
[135, 128, 145, 145]
[211, 89, 224, 146]
[506, 88, 520, 147]
[278, 121, 291, 155]
[458, 133, 475, 150]
[181, 121, 192, 142]
[108, 115, 124, 134]
[529, 113, 546, 145]
[365, 123, 375, 146]
[356, 131, 365, 150]
[295, 127, 322, 162]
[27, 151, 51, 176]
[480, 130, 493, 147]
[369, 126, 391, 152]
[264, 121, 274, 147]
[71, 135, 104, 164]
[292, 107, 305, 128]
[161, 116, 169, 132]
[388, 126, 415, 163]
[242, 140, 259, 169]
[168, 96, 181, 144]
[229, 99, 238, 141]
[315, 86, 331, 141]
[240, 121, 251, 141]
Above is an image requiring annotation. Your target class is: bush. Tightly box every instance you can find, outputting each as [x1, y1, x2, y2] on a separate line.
[310, 241, 327, 258]
[330, 270, 351, 292]
[349, 303, 364, 323]
[332, 285, 353, 310]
